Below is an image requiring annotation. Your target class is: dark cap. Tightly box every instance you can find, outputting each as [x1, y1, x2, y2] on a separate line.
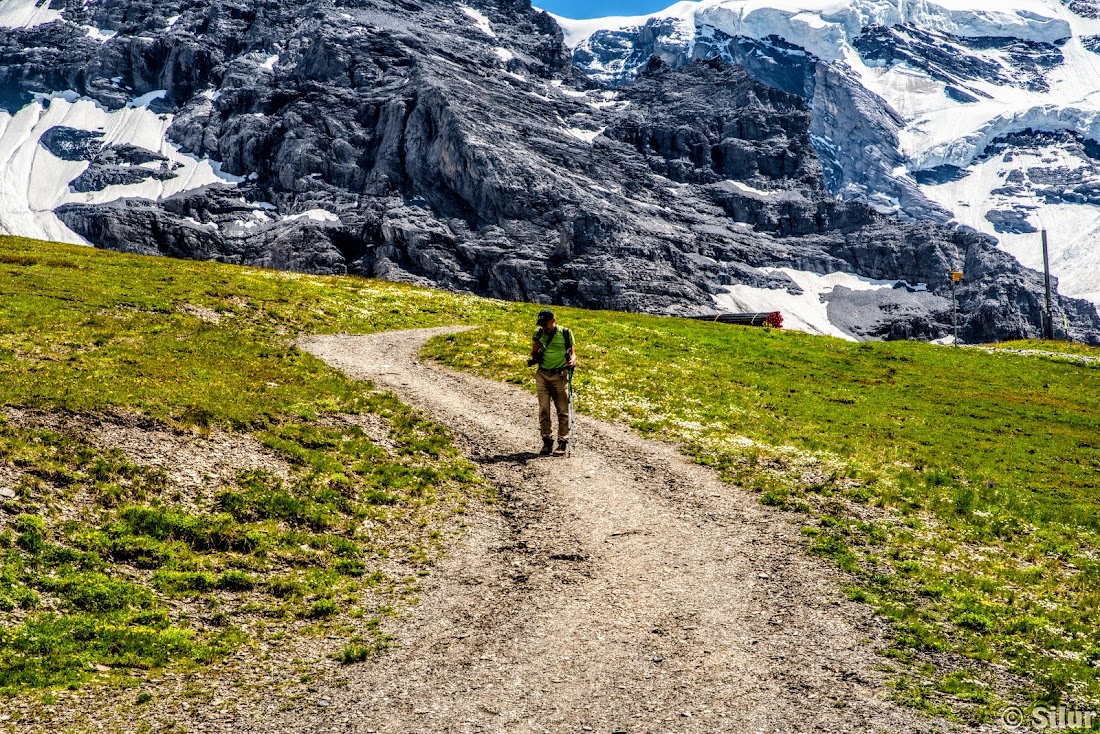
[536, 309, 554, 326]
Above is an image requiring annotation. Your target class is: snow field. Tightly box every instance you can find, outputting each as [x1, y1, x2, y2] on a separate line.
[714, 268, 911, 340]
[0, 95, 242, 244]
[0, 0, 62, 28]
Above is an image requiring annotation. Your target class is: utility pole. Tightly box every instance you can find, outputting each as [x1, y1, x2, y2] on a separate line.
[1041, 229, 1053, 340]
[949, 266, 963, 346]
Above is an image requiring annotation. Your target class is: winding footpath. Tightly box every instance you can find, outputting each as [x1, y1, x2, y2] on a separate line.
[281, 328, 943, 734]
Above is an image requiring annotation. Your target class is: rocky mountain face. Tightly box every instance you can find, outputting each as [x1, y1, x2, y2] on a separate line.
[1, 0, 1098, 342]
[575, 26, 940, 221]
[556, 0, 1100, 319]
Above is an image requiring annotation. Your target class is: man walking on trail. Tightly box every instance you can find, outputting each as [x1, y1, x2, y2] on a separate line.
[531, 309, 576, 456]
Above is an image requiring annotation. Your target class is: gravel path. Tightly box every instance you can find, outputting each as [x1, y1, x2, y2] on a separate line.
[286, 328, 943, 734]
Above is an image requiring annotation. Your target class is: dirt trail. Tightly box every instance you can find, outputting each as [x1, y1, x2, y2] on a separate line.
[286, 328, 940, 734]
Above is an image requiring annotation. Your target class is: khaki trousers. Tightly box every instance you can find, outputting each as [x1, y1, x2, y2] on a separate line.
[536, 369, 570, 439]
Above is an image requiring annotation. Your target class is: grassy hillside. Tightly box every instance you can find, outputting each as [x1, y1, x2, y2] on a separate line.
[3, 236, 1100, 725]
[0, 236, 520, 719]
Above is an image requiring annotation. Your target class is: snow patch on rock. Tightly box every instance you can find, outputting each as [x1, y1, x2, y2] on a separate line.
[128, 89, 167, 108]
[459, 5, 496, 37]
[0, 96, 241, 244]
[284, 209, 339, 223]
[84, 26, 117, 41]
[714, 179, 778, 198]
[0, 0, 63, 28]
[563, 126, 605, 142]
[714, 268, 904, 340]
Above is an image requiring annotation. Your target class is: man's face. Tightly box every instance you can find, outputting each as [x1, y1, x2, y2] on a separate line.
[543, 317, 556, 330]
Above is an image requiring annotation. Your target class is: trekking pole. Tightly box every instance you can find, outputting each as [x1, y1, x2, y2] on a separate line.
[567, 366, 575, 458]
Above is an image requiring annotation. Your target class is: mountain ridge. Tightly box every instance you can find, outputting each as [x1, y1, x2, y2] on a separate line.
[0, 0, 1097, 342]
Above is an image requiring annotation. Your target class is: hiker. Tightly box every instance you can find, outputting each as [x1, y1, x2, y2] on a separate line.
[530, 309, 576, 456]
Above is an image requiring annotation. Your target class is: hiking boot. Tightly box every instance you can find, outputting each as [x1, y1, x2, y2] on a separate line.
[553, 439, 568, 456]
[539, 437, 554, 456]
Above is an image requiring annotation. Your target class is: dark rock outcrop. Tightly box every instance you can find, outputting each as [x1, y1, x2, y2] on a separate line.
[40, 126, 105, 161]
[853, 25, 1066, 95]
[38, 126, 178, 192]
[985, 208, 1039, 235]
[575, 22, 950, 222]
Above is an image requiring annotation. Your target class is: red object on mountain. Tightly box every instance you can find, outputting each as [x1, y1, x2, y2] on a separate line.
[764, 311, 783, 329]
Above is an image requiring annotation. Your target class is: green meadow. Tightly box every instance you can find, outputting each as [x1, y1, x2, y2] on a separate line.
[3, 235, 1100, 723]
[0, 236, 502, 696]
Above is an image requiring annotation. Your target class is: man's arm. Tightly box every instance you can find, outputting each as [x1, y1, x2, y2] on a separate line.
[531, 329, 543, 360]
[568, 341, 576, 367]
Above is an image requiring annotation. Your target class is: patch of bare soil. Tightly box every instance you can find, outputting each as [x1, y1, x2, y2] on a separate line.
[91, 417, 291, 510]
[178, 304, 226, 323]
[2, 407, 293, 513]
